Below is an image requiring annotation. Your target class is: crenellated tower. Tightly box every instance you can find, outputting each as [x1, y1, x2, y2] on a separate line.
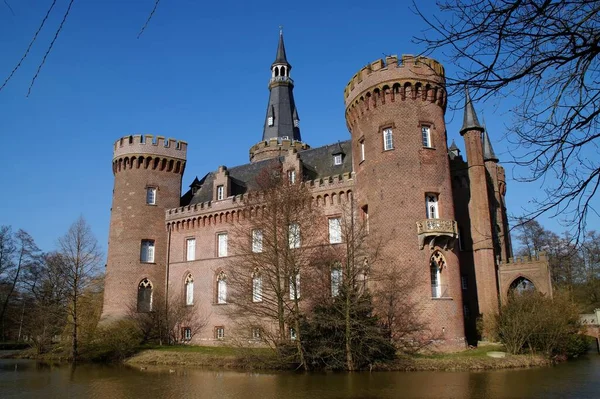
[344, 55, 465, 349]
[101, 135, 187, 322]
[250, 31, 309, 162]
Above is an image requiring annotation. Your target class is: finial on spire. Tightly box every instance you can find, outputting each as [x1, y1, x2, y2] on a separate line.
[273, 27, 289, 66]
[460, 86, 484, 135]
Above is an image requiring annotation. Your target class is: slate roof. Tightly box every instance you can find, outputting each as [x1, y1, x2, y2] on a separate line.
[460, 87, 484, 134]
[482, 130, 499, 162]
[181, 140, 353, 206]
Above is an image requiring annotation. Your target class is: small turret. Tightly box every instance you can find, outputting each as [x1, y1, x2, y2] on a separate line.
[482, 130, 499, 162]
[460, 88, 484, 135]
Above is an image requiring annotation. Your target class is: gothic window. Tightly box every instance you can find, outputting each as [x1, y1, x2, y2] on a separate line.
[252, 270, 263, 303]
[217, 233, 228, 257]
[383, 128, 394, 150]
[288, 223, 301, 249]
[331, 264, 342, 297]
[328, 217, 342, 244]
[252, 229, 263, 253]
[422, 125, 432, 148]
[140, 240, 155, 263]
[426, 194, 439, 219]
[186, 238, 196, 261]
[430, 251, 446, 298]
[146, 187, 157, 205]
[361, 205, 369, 233]
[137, 278, 153, 312]
[185, 274, 194, 305]
[217, 271, 227, 304]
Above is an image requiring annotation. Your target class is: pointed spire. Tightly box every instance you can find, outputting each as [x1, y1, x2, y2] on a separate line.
[482, 130, 499, 162]
[273, 27, 289, 67]
[460, 87, 484, 135]
[448, 139, 460, 159]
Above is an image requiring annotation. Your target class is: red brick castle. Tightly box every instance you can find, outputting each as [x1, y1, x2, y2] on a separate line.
[101, 33, 552, 347]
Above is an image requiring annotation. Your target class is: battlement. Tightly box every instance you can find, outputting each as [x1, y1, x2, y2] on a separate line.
[165, 172, 355, 223]
[501, 252, 548, 266]
[249, 137, 309, 162]
[344, 54, 444, 102]
[113, 134, 187, 161]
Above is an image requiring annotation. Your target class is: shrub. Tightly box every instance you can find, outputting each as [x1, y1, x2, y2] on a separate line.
[82, 319, 142, 362]
[496, 291, 586, 358]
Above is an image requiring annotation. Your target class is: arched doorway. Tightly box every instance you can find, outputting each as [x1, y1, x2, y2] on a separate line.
[509, 276, 536, 295]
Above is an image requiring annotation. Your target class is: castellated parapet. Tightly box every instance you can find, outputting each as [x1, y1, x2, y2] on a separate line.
[249, 137, 309, 163]
[344, 55, 446, 130]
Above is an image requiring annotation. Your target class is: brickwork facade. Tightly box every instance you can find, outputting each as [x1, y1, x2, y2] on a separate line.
[101, 47, 552, 349]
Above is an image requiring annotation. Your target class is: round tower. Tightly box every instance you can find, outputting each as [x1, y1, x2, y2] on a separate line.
[344, 55, 465, 349]
[102, 135, 187, 322]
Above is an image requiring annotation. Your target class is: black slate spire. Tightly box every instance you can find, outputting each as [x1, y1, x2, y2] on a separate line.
[460, 87, 484, 135]
[261, 30, 301, 142]
[482, 129, 499, 162]
[273, 29, 289, 67]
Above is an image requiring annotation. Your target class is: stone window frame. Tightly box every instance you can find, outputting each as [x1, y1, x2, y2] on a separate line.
[328, 216, 342, 244]
[185, 273, 194, 306]
[186, 237, 196, 261]
[419, 121, 435, 149]
[382, 127, 394, 151]
[140, 239, 155, 263]
[145, 186, 157, 205]
[216, 270, 227, 304]
[217, 185, 224, 200]
[215, 326, 225, 340]
[217, 232, 228, 257]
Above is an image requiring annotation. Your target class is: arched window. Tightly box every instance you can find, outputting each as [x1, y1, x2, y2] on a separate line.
[217, 271, 227, 304]
[137, 278, 153, 312]
[430, 251, 446, 298]
[509, 277, 536, 295]
[185, 274, 194, 306]
[252, 270, 263, 302]
[331, 263, 342, 297]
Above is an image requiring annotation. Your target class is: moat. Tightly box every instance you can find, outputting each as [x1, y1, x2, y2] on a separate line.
[1, 355, 599, 398]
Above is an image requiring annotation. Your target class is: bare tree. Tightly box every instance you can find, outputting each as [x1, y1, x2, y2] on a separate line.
[415, 0, 600, 239]
[57, 217, 102, 360]
[0, 227, 42, 340]
[226, 165, 324, 370]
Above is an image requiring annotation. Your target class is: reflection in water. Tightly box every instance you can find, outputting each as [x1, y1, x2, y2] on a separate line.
[1, 356, 600, 399]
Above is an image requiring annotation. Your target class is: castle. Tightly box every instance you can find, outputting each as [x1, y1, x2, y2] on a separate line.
[101, 33, 552, 347]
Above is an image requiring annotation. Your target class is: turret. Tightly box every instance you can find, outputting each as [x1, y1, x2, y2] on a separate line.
[250, 31, 308, 162]
[459, 88, 499, 318]
[102, 134, 187, 322]
[344, 55, 465, 350]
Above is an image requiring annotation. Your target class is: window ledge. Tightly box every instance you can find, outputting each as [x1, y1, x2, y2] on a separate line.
[140, 262, 156, 265]
[383, 148, 394, 152]
[146, 204, 157, 206]
[422, 146, 436, 150]
[431, 296, 454, 301]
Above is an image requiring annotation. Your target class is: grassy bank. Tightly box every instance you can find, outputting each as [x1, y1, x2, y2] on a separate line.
[125, 344, 552, 371]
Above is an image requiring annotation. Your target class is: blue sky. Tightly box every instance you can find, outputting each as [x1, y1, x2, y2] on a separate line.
[1, 0, 596, 254]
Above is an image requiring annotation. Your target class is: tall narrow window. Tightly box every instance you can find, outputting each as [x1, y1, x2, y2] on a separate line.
[252, 270, 263, 302]
[186, 238, 196, 261]
[289, 327, 297, 341]
[140, 240, 155, 263]
[268, 116, 274, 126]
[361, 205, 369, 234]
[288, 223, 301, 249]
[426, 194, 439, 219]
[331, 264, 342, 297]
[430, 251, 446, 298]
[287, 170, 296, 184]
[146, 187, 157, 205]
[328, 217, 342, 244]
[185, 274, 194, 305]
[360, 140, 365, 162]
[422, 126, 432, 148]
[217, 272, 227, 304]
[215, 326, 225, 339]
[137, 279, 153, 312]
[217, 185, 224, 200]
[252, 229, 263, 253]
[183, 327, 192, 341]
[217, 233, 228, 257]
[461, 275, 468, 291]
[289, 273, 300, 300]
[383, 128, 394, 150]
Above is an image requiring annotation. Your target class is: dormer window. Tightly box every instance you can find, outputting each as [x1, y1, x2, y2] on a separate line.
[217, 185, 224, 200]
[268, 116, 274, 127]
[333, 154, 343, 166]
[294, 119, 299, 128]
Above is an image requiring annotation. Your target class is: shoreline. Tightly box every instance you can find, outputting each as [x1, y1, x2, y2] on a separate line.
[1, 346, 553, 372]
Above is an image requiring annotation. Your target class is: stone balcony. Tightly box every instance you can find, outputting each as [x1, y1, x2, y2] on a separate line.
[416, 219, 458, 250]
